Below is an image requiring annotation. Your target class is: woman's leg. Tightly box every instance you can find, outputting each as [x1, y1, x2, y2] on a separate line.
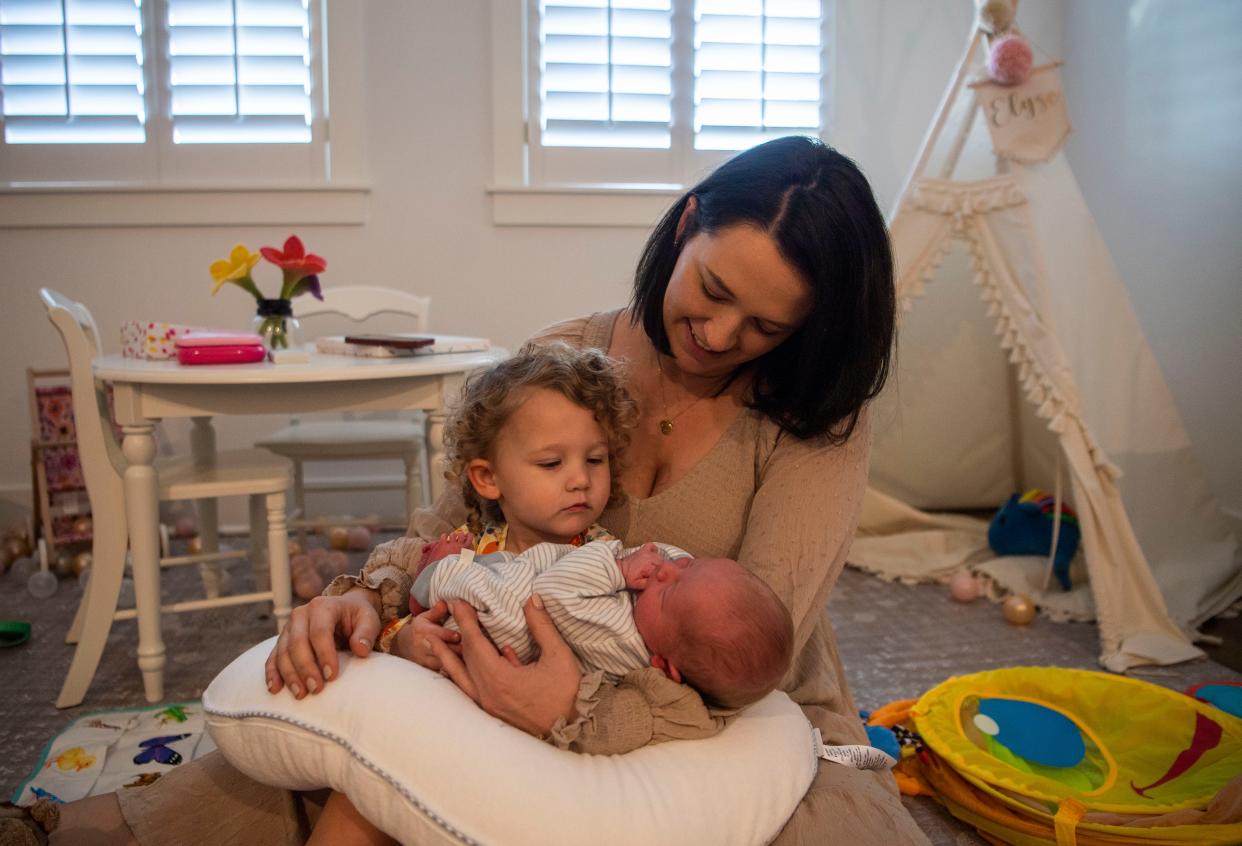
[50, 751, 320, 846]
[307, 792, 397, 846]
[50, 793, 138, 846]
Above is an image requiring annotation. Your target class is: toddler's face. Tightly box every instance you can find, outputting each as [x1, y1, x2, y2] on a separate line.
[478, 387, 611, 545]
[631, 556, 746, 659]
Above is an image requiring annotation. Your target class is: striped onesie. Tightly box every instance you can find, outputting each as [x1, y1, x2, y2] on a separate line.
[420, 539, 691, 682]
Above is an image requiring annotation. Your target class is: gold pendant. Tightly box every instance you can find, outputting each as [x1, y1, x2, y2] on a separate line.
[659, 419, 674, 435]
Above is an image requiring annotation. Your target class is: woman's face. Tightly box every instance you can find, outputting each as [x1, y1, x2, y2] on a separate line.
[662, 223, 812, 381]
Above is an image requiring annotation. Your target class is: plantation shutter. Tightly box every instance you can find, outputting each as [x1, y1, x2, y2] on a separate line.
[0, 0, 147, 144]
[539, 0, 674, 149]
[694, 0, 822, 150]
[165, 0, 311, 144]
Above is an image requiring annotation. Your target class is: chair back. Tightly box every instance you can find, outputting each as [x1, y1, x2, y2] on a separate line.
[39, 289, 127, 495]
[297, 285, 430, 330]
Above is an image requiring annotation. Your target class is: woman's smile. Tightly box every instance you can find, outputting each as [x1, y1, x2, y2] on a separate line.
[681, 320, 722, 361]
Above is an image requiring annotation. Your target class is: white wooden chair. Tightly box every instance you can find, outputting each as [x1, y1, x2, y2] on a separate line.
[256, 286, 432, 536]
[41, 289, 293, 708]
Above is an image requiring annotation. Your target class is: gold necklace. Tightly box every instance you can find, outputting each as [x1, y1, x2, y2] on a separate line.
[654, 354, 706, 436]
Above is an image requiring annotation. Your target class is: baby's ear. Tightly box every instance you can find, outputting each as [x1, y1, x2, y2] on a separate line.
[466, 459, 500, 501]
[649, 654, 683, 684]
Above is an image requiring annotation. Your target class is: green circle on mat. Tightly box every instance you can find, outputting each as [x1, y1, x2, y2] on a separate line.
[0, 620, 32, 647]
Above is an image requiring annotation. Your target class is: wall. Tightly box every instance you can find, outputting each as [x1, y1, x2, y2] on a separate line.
[1061, 0, 1242, 524]
[2, 1, 1236, 529]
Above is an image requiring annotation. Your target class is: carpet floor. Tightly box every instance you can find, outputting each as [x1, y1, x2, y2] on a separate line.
[1, 535, 1238, 845]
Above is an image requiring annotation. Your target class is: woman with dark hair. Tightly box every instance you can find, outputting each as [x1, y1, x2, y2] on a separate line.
[46, 136, 928, 845]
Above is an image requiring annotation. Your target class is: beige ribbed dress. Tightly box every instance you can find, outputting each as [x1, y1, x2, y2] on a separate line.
[115, 310, 929, 846]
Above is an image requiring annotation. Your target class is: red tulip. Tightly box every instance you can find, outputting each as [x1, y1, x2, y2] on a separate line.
[261, 235, 327, 275]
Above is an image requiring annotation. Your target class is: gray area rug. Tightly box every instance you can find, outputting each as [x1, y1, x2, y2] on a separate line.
[1, 538, 1238, 845]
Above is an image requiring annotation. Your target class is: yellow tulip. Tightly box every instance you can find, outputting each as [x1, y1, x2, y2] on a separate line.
[209, 244, 263, 297]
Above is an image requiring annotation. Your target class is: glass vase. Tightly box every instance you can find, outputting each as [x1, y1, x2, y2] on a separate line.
[252, 298, 300, 352]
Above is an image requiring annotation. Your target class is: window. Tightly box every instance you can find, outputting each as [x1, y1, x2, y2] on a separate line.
[528, 0, 828, 186]
[0, 0, 329, 185]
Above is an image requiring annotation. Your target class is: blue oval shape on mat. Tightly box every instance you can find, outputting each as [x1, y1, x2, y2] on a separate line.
[1195, 684, 1242, 718]
[978, 698, 1085, 768]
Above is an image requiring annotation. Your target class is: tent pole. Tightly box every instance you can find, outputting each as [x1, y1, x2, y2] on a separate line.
[938, 100, 979, 179]
[889, 26, 984, 219]
[1043, 453, 1066, 593]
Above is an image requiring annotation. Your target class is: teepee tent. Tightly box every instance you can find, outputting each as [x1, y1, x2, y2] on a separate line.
[850, 6, 1242, 672]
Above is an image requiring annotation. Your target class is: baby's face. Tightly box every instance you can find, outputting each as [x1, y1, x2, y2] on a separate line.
[630, 556, 748, 659]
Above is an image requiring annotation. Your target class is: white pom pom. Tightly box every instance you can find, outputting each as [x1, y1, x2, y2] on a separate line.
[976, 0, 1014, 35]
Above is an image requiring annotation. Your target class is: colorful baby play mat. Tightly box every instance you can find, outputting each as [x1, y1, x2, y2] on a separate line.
[12, 701, 215, 806]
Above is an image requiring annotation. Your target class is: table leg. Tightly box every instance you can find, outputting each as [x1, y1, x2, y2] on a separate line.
[191, 417, 223, 598]
[266, 492, 292, 633]
[122, 424, 165, 702]
[426, 374, 463, 505]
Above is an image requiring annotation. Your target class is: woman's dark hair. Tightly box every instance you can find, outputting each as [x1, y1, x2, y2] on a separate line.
[630, 135, 894, 444]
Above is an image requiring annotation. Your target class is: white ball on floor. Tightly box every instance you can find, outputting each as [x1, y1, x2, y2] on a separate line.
[28, 569, 59, 599]
[949, 571, 981, 603]
[9, 556, 37, 583]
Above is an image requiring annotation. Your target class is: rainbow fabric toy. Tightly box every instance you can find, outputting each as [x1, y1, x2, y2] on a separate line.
[989, 489, 1081, 591]
[880, 667, 1242, 845]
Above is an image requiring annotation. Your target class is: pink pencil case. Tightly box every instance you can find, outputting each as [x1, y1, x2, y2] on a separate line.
[175, 332, 267, 366]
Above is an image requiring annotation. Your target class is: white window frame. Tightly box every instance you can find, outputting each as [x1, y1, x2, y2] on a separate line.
[488, 0, 835, 227]
[0, 0, 369, 228]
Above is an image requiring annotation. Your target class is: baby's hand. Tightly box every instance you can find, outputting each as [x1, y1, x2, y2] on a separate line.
[618, 542, 662, 590]
[420, 531, 474, 568]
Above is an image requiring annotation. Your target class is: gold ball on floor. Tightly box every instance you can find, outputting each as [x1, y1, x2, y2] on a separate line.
[1002, 594, 1037, 625]
[4, 537, 30, 561]
[54, 551, 76, 578]
[73, 551, 93, 576]
[187, 535, 203, 555]
[2, 524, 30, 548]
[327, 526, 350, 551]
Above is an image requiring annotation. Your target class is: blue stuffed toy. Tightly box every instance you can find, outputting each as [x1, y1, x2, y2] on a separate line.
[988, 490, 1081, 591]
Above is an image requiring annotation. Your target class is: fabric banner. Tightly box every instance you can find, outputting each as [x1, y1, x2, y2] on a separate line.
[972, 63, 1071, 163]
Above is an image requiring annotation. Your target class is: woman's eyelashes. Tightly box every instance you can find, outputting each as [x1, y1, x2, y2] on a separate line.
[701, 280, 784, 336]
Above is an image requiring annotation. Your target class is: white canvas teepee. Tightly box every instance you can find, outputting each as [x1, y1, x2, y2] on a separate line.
[850, 10, 1242, 671]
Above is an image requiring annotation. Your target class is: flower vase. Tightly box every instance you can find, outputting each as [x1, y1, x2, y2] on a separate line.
[252, 298, 300, 352]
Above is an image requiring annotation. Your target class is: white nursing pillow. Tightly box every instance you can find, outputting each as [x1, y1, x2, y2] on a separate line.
[203, 637, 817, 846]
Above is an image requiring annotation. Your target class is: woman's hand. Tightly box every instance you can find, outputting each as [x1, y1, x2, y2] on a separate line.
[265, 589, 381, 699]
[429, 595, 582, 736]
[391, 600, 462, 670]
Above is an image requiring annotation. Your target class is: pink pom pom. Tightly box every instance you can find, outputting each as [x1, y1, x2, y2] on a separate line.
[173, 515, 198, 538]
[987, 34, 1033, 85]
[949, 571, 981, 603]
[346, 526, 372, 551]
[326, 549, 351, 575]
[291, 553, 324, 600]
